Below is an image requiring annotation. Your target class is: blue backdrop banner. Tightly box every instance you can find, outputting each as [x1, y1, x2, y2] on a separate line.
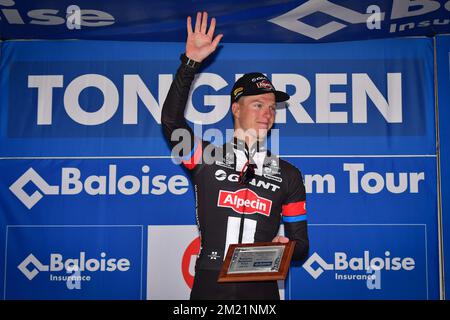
[0, 38, 435, 156]
[1, 1, 450, 43]
[0, 37, 439, 299]
[437, 35, 450, 300]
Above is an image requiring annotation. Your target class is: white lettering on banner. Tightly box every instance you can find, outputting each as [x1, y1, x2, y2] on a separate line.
[28, 73, 404, 126]
[269, 0, 450, 39]
[50, 252, 130, 272]
[352, 73, 402, 123]
[334, 251, 414, 271]
[0, 0, 115, 26]
[272, 74, 313, 124]
[315, 73, 403, 123]
[316, 74, 348, 123]
[389, 18, 450, 33]
[64, 74, 119, 125]
[185, 73, 230, 125]
[62, 165, 189, 195]
[123, 74, 171, 124]
[18, 252, 129, 281]
[10, 165, 189, 209]
[303, 251, 415, 280]
[10, 163, 426, 209]
[391, 0, 441, 19]
[28, 75, 64, 125]
[304, 174, 336, 194]
[343, 163, 425, 194]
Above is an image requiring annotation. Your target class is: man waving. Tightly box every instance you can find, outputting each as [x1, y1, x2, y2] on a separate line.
[161, 12, 309, 300]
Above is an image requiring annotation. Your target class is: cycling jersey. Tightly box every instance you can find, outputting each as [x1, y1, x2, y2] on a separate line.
[161, 55, 309, 299]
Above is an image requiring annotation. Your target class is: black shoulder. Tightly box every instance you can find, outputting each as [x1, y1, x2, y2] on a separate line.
[278, 157, 306, 204]
[279, 158, 303, 177]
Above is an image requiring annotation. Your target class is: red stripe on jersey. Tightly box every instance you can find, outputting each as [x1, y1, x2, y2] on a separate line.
[182, 140, 202, 170]
[282, 201, 306, 217]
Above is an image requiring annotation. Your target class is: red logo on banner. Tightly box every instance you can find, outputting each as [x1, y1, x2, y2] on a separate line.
[181, 236, 200, 289]
[217, 189, 272, 216]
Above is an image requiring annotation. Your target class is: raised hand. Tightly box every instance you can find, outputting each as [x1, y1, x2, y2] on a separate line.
[186, 11, 223, 63]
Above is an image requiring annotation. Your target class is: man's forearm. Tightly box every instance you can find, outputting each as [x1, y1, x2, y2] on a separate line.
[285, 221, 309, 261]
[161, 57, 200, 149]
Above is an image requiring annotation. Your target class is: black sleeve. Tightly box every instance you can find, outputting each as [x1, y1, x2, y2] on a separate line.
[282, 167, 309, 261]
[161, 54, 202, 169]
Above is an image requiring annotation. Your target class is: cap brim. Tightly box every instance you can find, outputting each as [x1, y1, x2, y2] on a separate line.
[274, 91, 290, 103]
[236, 90, 290, 103]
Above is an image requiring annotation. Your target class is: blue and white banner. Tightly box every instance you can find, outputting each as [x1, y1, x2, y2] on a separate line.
[0, 38, 435, 156]
[0, 1, 450, 43]
[4, 225, 143, 300]
[289, 224, 429, 299]
[285, 156, 439, 299]
[437, 35, 450, 300]
[0, 37, 439, 299]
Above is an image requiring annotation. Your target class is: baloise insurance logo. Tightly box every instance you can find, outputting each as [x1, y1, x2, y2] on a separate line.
[9, 164, 189, 209]
[0, 0, 115, 28]
[17, 251, 130, 288]
[269, 0, 449, 40]
[303, 250, 415, 288]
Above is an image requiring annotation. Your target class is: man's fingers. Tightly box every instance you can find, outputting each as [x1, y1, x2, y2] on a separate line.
[187, 16, 193, 35]
[201, 11, 208, 34]
[273, 236, 289, 243]
[207, 17, 216, 38]
[211, 33, 223, 49]
[194, 12, 201, 33]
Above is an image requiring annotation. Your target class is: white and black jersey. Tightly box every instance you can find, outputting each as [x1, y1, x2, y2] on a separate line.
[161, 55, 309, 300]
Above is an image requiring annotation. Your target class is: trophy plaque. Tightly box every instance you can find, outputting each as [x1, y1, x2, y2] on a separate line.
[217, 241, 295, 282]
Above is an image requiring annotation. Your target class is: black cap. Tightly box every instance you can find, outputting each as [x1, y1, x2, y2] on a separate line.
[231, 72, 290, 104]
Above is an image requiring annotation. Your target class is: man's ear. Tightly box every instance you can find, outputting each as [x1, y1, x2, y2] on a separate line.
[231, 102, 240, 119]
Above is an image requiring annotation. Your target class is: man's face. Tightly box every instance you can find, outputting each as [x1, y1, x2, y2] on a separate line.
[232, 92, 276, 140]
